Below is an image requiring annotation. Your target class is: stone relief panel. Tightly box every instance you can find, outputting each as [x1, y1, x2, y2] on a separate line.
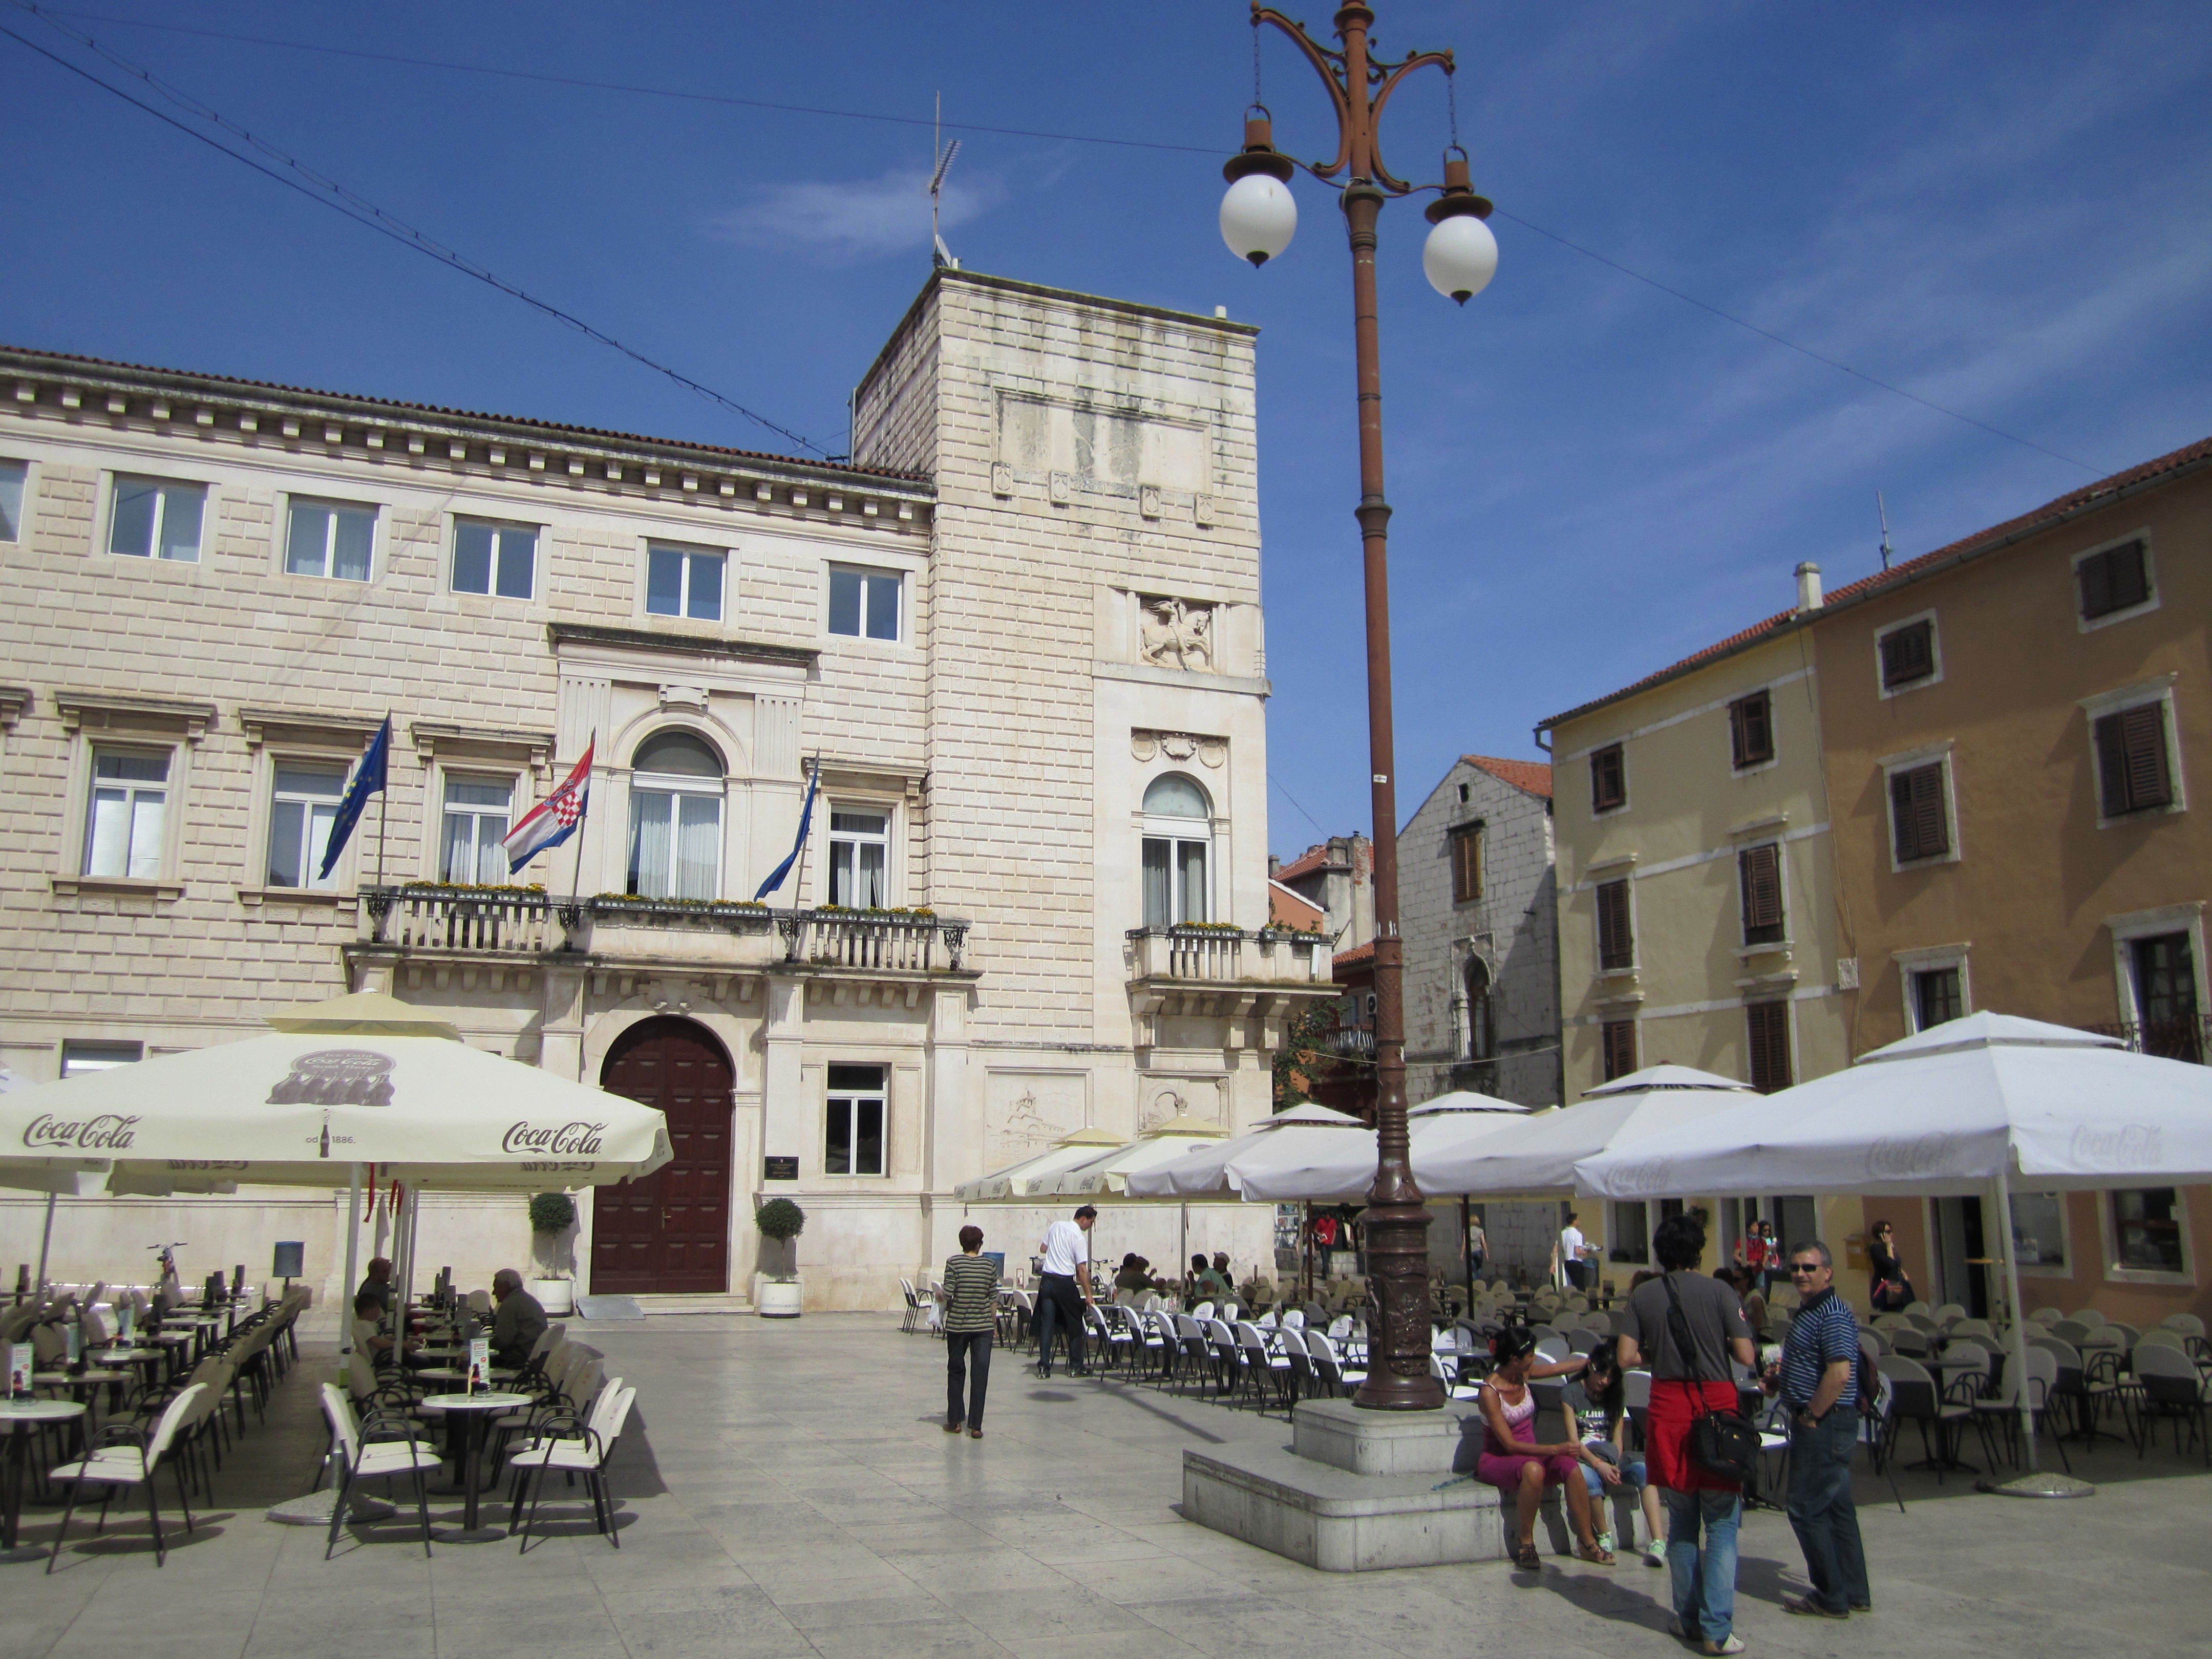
[986, 1069, 1088, 1166]
[1131, 729, 1226, 769]
[1140, 1078, 1222, 1131]
[1139, 595, 1214, 672]
[996, 393, 1209, 493]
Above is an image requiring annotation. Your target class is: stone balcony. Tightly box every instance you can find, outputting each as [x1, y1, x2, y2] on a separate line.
[348, 884, 973, 999]
[1124, 926, 1338, 1034]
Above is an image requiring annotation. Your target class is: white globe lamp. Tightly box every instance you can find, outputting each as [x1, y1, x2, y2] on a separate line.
[1421, 148, 1498, 305]
[1219, 109, 1299, 268]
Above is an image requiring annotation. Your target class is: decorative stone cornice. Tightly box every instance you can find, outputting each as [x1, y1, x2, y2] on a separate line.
[53, 689, 216, 742]
[546, 622, 819, 670]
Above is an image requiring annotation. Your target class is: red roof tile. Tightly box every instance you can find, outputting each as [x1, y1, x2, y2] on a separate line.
[1460, 754, 1553, 798]
[1274, 843, 1344, 883]
[1539, 430, 2212, 730]
[1333, 942, 1376, 967]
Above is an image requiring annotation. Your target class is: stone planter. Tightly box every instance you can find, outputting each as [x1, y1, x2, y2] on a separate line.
[528, 1278, 575, 1315]
[755, 1276, 803, 1318]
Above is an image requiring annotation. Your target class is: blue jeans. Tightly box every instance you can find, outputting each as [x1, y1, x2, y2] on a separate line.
[1663, 1485, 1741, 1645]
[1786, 1407, 1868, 1612]
[1578, 1449, 1647, 1499]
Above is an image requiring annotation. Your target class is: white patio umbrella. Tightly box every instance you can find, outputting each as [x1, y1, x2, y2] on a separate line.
[1048, 1115, 1230, 1198]
[1418, 1063, 1755, 1197]
[1573, 1012, 2212, 1494]
[953, 1126, 1124, 1202]
[1125, 1103, 1368, 1198]
[1244, 1089, 1536, 1203]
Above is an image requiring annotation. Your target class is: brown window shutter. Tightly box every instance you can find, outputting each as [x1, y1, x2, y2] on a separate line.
[1747, 1002, 1792, 1093]
[1880, 621, 1933, 688]
[1590, 745, 1625, 812]
[2097, 703, 2172, 814]
[2077, 551, 2113, 619]
[2079, 541, 2150, 620]
[1730, 692, 1774, 768]
[1739, 843, 1783, 941]
[1890, 763, 1949, 861]
[1450, 824, 1483, 903]
[1601, 1020, 1637, 1082]
[1597, 879, 1633, 970]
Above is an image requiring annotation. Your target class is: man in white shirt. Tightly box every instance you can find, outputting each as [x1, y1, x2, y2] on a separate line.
[1560, 1213, 1592, 1291]
[1033, 1205, 1097, 1378]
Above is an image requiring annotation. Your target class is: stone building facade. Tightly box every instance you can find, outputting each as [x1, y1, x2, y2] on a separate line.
[0, 269, 1333, 1310]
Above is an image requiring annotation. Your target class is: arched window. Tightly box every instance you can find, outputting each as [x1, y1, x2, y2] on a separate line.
[1464, 958, 1495, 1062]
[1141, 773, 1211, 926]
[627, 728, 725, 900]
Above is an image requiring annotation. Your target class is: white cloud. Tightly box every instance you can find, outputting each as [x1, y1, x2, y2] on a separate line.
[706, 166, 1002, 262]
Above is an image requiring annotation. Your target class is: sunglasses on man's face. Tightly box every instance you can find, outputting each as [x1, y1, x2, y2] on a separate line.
[1790, 1262, 1825, 1274]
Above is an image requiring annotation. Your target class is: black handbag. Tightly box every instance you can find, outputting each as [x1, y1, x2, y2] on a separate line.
[1662, 1274, 1758, 1485]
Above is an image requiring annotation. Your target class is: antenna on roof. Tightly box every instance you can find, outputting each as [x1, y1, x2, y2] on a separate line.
[929, 93, 962, 271]
[1877, 491, 1894, 571]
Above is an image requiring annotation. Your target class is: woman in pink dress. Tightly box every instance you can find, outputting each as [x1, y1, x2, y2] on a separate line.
[1476, 1327, 1617, 1571]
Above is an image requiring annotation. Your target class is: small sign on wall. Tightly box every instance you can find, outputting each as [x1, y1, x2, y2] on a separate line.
[763, 1155, 799, 1182]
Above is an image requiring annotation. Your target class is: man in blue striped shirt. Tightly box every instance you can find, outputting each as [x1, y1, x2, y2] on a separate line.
[1772, 1240, 1869, 1619]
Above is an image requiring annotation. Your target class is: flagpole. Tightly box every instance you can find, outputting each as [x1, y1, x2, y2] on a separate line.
[568, 731, 595, 904]
[792, 755, 819, 909]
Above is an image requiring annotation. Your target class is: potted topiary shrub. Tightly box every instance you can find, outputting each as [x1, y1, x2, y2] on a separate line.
[753, 1197, 806, 1317]
[527, 1190, 578, 1315]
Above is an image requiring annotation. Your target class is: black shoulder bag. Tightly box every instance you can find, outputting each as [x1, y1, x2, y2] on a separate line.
[1662, 1273, 1758, 1485]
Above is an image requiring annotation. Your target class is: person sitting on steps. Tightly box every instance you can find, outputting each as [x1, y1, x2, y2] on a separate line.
[1475, 1325, 1615, 1572]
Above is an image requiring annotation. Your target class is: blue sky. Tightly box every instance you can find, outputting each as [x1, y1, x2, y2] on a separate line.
[5, 3, 2207, 862]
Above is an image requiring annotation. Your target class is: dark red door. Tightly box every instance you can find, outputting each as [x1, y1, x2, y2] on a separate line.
[591, 1017, 733, 1293]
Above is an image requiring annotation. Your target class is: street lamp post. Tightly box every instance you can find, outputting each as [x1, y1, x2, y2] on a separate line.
[1220, 3, 1496, 1411]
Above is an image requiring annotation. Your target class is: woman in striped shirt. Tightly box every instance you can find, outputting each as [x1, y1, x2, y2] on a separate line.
[942, 1225, 1000, 1438]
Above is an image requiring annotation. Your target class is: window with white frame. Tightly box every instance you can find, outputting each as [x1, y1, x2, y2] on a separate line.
[441, 776, 514, 885]
[61, 1040, 142, 1076]
[0, 459, 25, 541]
[2106, 904, 2207, 1064]
[2083, 680, 2184, 824]
[1882, 746, 1958, 867]
[646, 543, 725, 621]
[1895, 945, 1971, 1032]
[83, 749, 168, 878]
[108, 475, 205, 562]
[2073, 536, 2156, 629]
[2008, 1191, 2068, 1271]
[1875, 612, 1940, 695]
[1140, 773, 1211, 926]
[452, 516, 538, 599]
[285, 498, 375, 582]
[266, 763, 347, 888]
[827, 564, 900, 641]
[827, 808, 889, 907]
[825, 1064, 886, 1176]
[625, 728, 722, 901]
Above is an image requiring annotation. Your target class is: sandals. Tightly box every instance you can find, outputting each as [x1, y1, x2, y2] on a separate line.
[1577, 1540, 1617, 1566]
[1512, 1539, 1543, 1571]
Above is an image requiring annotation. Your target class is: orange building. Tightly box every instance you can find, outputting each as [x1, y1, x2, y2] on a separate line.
[1809, 436, 2208, 1325]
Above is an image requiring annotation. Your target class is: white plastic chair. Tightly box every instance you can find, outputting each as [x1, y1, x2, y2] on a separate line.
[318, 1383, 439, 1559]
[509, 1384, 637, 1550]
[45, 1384, 206, 1570]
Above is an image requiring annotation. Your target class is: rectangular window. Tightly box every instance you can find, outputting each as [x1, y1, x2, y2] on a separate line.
[1879, 619, 1935, 689]
[1590, 744, 1626, 812]
[1889, 762, 1950, 862]
[827, 810, 889, 907]
[61, 1040, 142, 1076]
[1142, 836, 1209, 926]
[1596, 879, 1633, 971]
[1747, 1001, 1792, 1093]
[1737, 843, 1784, 945]
[2130, 932, 2201, 1061]
[1449, 823, 1483, 904]
[1609, 1200, 1650, 1265]
[266, 764, 347, 888]
[1729, 690, 1775, 770]
[0, 459, 25, 541]
[2110, 1187, 2183, 1274]
[2077, 540, 2150, 621]
[646, 544, 725, 621]
[828, 565, 901, 641]
[1601, 1019, 1637, 1082]
[452, 517, 537, 599]
[2009, 1192, 2067, 1269]
[825, 1064, 887, 1176]
[83, 749, 168, 878]
[2093, 703, 2172, 817]
[108, 476, 204, 562]
[1912, 966, 1964, 1030]
[441, 776, 514, 885]
[285, 499, 375, 582]
[626, 786, 720, 901]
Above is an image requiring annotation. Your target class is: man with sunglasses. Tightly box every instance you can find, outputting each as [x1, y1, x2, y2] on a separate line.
[1770, 1241, 1870, 1620]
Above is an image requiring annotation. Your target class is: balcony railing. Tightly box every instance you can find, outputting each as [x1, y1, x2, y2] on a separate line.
[2088, 1015, 2209, 1065]
[358, 886, 969, 973]
[1125, 926, 1330, 984]
[1329, 1025, 1377, 1060]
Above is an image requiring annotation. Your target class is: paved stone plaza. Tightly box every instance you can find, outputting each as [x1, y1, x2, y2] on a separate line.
[12, 1314, 2206, 1659]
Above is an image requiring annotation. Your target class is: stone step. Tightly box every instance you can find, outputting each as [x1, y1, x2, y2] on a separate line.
[619, 1292, 756, 1317]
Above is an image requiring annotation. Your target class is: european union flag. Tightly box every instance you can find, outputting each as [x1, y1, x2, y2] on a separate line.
[753, 757, 820, 901]
[320, 716, 391, 880]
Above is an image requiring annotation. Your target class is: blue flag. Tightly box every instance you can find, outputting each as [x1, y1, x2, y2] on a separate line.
[320, 716, 391, 880]
[753, 758, 820, 901]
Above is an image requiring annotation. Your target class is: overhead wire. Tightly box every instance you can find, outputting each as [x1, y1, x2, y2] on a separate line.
[4, 3, 829, 455]
[18, 4, 2107, 477]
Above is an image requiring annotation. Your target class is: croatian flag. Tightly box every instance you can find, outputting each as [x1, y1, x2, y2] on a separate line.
[503, 739, 593, 874]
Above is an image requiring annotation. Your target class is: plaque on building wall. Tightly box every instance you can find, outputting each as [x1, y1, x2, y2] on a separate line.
[763, 1155, 798, 1182]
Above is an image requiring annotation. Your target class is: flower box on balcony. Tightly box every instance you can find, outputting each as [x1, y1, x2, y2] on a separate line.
[587, 894, 775, 929]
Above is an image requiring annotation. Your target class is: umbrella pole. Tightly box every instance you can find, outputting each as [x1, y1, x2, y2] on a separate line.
[340, 1163, 362, 1379]
[35, 1192, 56, 1296]
[1978, 1166, 2093, 1499]
[1179, 1203, 1188, 1302]
[1461, 1193, 1473, 1318]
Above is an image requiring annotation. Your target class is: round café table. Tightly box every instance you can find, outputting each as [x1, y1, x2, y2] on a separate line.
[1, 1400, 86, 1563]
[417, 1392, 529, 1542]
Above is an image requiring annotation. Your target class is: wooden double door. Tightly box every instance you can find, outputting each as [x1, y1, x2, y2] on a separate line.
[591, 1017, 733, 1293]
